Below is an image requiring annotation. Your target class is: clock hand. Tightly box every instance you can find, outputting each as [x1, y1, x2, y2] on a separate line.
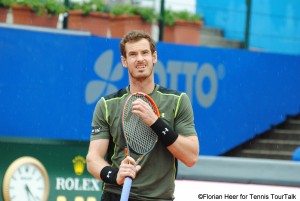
[25, 184, 38, 201]
[25, 184, 32, 201]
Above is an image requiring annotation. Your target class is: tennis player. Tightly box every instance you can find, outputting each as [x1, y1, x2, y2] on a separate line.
[86, 30, 199, 201]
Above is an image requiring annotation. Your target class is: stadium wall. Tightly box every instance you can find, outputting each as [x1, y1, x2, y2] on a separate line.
[196, 0, 300, 55]
[0, 24, 300, 156]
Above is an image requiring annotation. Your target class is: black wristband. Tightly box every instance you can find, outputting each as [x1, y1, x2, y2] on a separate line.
[100, 166, 119, 185]
[150, 118, 178, 147]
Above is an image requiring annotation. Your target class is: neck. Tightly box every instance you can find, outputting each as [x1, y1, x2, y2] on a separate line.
[129, 79, 155, 94]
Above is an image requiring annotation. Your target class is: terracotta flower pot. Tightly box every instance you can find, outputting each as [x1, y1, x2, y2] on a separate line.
[82, 12, 110, 36]
[138, 20, 152, 36]
[164, 20, 203, 45]
[0, 7, 9, 22]
[32, 13, 58, 28]
[109, 14, 151, 38]
[12, 4, 33, 25]
[68, 11, 110, 37]
[68, 10, 84, 30]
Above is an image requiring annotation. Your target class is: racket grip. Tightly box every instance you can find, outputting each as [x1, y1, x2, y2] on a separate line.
[120, 177, 133, 201]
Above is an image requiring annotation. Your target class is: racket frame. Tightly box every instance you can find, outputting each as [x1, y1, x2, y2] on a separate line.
[120, 92, 160, 201]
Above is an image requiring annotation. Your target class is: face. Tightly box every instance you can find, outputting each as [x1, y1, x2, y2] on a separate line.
[121, 38, 157, 81]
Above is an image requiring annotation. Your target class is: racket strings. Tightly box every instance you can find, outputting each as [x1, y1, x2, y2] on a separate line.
[123, 96, 158, 154]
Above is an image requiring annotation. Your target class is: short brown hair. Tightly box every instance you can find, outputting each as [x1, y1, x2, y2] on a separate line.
[120, 30, 156, 58]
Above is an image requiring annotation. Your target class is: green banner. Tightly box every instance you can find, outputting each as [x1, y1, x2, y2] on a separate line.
[0, 137, 102, 201]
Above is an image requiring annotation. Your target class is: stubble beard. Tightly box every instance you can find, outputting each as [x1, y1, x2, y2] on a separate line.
[129, 63, 154, 82]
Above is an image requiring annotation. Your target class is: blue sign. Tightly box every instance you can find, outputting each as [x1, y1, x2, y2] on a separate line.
[1, 26, 300, 155]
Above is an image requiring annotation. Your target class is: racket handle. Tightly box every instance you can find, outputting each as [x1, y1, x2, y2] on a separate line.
[120, 177, 132, 201]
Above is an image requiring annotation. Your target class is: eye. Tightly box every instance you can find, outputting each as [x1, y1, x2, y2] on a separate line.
[128, 52, 137, 57]
[143, 51, 150, 55]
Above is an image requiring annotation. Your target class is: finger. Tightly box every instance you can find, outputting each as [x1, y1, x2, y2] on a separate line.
[135, 165, 142, 172]
[131, 101, 144, 112]
[132, 99, 149, 110]
[127, 156, 137, 165]
[126, 165, 141, 179]
[121, 156, 136, 165]
[132, 98, 144, 104]
[117, 167, 135, 184]
[119, 165, 137, 179]
[132, 101, 152, 116]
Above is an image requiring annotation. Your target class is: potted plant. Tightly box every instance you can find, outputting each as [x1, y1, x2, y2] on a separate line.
[0, 0, 11, 22]
[11, 0, 36, 25]
[11, 0, 64, 27]
[109, 4, 157, 38]
[133, 6, 158, 35]
[68, 0, 110, 36]
[32, 0, 65, 28]
[163, 10, 203, 45]
[67, 1, 85, 30]
[108, 4, 139, 38]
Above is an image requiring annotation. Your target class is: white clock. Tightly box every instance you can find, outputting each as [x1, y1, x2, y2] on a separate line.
[2, 156, 50, 201]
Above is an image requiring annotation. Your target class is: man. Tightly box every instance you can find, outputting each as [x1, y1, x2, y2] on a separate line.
[86, 30, 199, 201]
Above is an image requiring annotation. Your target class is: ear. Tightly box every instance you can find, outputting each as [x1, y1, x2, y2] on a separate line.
[153, 51, 157, 64]
[121, 56, 128, 68]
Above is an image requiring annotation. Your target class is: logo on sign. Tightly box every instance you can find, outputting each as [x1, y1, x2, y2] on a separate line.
[72, 155, 86, 176]
[85, 50, 124, 104]
[85, 50, 225, 108]
[55, 155, 101, 192]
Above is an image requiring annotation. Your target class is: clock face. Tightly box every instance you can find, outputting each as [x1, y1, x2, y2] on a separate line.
[2, 157, 50, 201]
[10, 163, 46, 200]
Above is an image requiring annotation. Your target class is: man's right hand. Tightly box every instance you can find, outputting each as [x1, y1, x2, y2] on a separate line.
[117, 156, 141, 185]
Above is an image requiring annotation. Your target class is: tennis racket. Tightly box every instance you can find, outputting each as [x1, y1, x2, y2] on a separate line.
[120, 92, 160, 201]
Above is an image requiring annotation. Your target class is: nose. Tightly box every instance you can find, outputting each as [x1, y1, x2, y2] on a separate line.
[136, 53, 144, 61]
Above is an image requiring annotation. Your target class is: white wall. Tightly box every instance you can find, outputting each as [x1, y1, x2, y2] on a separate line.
[175, 180, 300, 201]
[138, 0, 196, 13]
